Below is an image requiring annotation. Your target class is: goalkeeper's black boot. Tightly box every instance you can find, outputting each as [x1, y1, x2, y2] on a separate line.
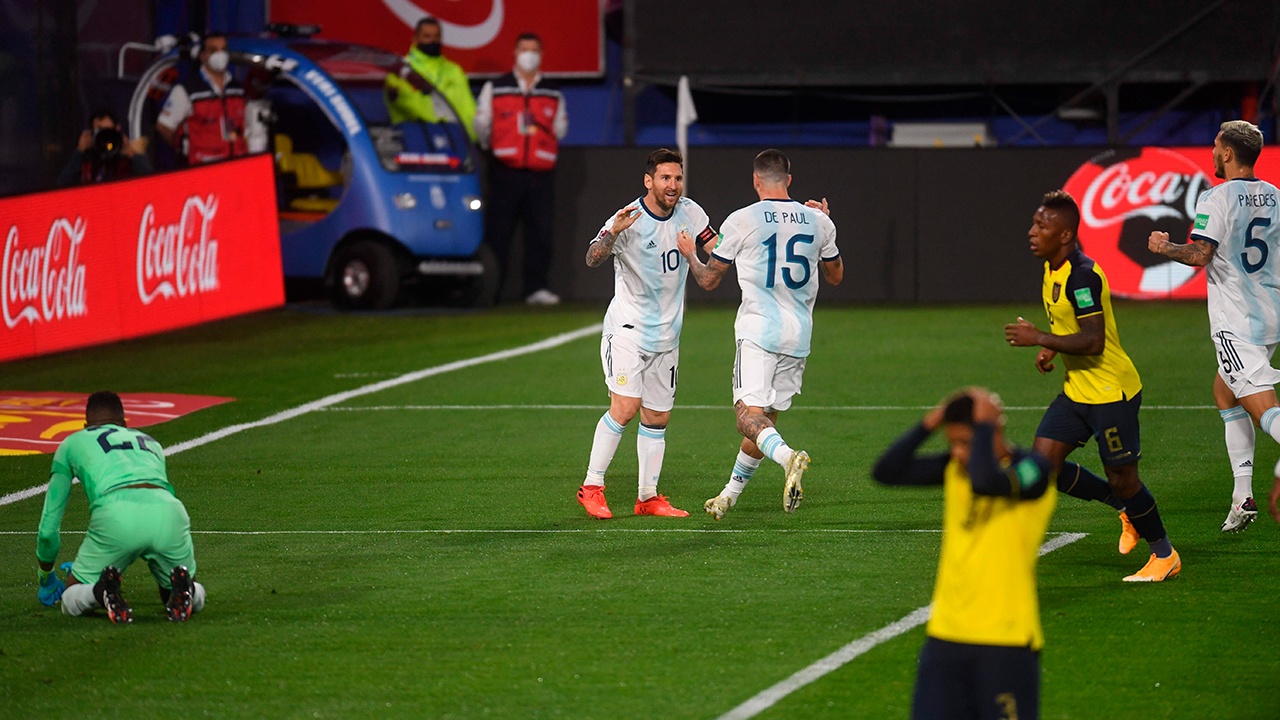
[95, 566, 132, 624]
[166, 565, 193, 622]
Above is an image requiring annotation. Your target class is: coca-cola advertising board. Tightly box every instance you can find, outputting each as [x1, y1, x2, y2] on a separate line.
[1063, 146, 1280, 300]
[267, 0, 604, 77]
[1, 154, 283, 362]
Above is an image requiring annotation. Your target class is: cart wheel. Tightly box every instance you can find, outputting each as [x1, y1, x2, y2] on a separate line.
[331, 240, 399, 310]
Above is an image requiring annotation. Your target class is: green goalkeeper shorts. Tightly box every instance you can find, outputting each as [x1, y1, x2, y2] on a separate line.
[70, 488, 197, 590]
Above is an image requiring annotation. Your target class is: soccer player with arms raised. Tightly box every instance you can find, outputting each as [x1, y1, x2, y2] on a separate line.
[1005, 190, 1179, 582]
[678, 149, 842, 518]
[873, 388, 1055, 720]
[1148, 119, 1280, 529]
[576, 148, 719, 519]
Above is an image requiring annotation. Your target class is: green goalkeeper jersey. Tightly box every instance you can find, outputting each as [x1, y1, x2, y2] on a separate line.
[37, 424, 175, 563]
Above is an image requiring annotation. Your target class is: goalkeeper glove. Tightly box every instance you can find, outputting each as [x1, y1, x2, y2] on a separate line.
[37, 566, 66, 607]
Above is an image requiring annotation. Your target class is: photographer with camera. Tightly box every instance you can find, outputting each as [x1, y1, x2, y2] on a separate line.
[56, 110, 152, 187]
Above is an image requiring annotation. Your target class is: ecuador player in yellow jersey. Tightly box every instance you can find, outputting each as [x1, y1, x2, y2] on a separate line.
[1004, 190, 1180, 582]
[873, 388, 1055, 720]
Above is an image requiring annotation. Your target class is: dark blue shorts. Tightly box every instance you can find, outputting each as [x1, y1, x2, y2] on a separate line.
[912, 637, 1039, 720]
[1035, 390, 1141, 466]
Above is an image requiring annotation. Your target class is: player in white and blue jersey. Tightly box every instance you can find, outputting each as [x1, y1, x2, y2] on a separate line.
[1149, 119, 1280, 529]
[678, 149, 843, 518]
[576, 148, 719, 520]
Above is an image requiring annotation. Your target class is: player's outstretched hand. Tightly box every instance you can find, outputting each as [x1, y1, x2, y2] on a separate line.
[1147, 230, 1171, 255]
[610, 205, 641, 235]
[37, 566, 65, 607]
[1004, 317, 1042, 348]
[804, 198, 830, 215]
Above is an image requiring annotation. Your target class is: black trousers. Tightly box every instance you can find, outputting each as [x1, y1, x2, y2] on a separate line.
[484, 162, 555, 298]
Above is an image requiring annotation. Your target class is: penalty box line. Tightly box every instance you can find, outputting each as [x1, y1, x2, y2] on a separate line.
[0, 324, 603, 510]
[715, 531, 1089, 720]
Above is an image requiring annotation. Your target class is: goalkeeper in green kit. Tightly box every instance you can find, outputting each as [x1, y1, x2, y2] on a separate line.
[36, 391, 205, 623]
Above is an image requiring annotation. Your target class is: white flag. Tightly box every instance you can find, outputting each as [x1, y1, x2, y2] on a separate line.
[676, 75, 697, 189]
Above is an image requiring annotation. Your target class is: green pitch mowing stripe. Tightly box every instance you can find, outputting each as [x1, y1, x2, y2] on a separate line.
[716, 532, 1087, 720]
[0, 323, 601, 509]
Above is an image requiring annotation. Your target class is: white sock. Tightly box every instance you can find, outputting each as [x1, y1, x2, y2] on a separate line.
[756, 427, 793, 467]
[192, 581, 207, 613]
[1221, 406, 1255, 504]
[637, 424, 666, 501]
[723, 450, 763, 502]
[60, 582, 98, 616]
[585, 412, 625, 486]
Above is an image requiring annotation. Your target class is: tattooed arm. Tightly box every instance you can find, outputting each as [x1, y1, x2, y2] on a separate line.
[1147, 231, 1216, 267]
[586, 205, 641, 267]
[677, 229, 731, 290]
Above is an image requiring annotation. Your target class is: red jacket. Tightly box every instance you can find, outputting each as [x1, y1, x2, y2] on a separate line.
[178, 70, 248, 164]
[488, 73, 562, 172]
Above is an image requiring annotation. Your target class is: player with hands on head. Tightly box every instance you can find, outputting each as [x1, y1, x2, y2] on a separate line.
[873, 387, 1055, 720]
[36, 391, 205, 622]
[1147, 119, 1280, 529]
[576, 148, 719, 519]
[678, 149, 842, 519]
[1006, 190, 1179, 582]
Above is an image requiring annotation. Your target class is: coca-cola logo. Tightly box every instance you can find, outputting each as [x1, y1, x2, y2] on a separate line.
[136, 195, 220, 305]
[1064, 148, 1212, 299]
[2, 218, 88, 328]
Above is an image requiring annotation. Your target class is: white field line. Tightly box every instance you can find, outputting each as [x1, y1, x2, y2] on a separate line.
[0, 529, 1087, 538]
[0, 324, 601, 509]
[324, 404, 1216, 412]
[715, 531, 1089, 720]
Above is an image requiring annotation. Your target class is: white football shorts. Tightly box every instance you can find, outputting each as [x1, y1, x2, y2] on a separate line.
[1214, 329, 1280, 399]
[732, 338, 806, 413]
[600, 333, 679, 411]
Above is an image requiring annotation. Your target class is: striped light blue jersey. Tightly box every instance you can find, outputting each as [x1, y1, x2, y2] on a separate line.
[594, 196, 714, 352]
[1191, 178, 1280, 344]
[711, 199, 839, 357]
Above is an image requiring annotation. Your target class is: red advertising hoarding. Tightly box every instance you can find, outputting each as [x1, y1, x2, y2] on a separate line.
[1, 155, 283, 362]
[1063, 146, 1280, 300]
[268, 0, 604, 77]
[0, 391, 234, 455]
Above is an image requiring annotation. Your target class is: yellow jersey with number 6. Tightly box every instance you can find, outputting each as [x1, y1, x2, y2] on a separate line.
[1042, 248, 1142, 404]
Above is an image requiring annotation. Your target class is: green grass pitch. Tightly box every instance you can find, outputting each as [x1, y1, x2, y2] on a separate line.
[1, 301, 1276, 719]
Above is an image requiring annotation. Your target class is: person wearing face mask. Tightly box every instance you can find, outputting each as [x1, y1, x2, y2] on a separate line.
[56, 109, 152, 187]
[156, 33, 248, 165]
[474, 32, 568, 305]
[384, 16, 477, 141]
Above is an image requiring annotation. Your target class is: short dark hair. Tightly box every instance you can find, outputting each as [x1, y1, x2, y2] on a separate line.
[753, 149, 790, 183]
[86, 391, 124, 420]
[1041, 189, 1080, 236]
[645, 148, 683, 176]
[942, 394, 974, 425]
[415, 16, 441, 33]
[200, 32, 227, 53]
[89, 108, 117, 126]
[515, 32, 541, 46]
[1219, 120, 1264, 167]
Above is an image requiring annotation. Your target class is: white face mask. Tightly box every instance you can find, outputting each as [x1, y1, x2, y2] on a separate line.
[206, 50, 229, 73]
[516, 50, 541, 73]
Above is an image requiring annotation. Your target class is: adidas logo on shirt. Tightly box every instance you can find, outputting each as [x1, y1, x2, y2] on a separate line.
[645, 240, 657, 249]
